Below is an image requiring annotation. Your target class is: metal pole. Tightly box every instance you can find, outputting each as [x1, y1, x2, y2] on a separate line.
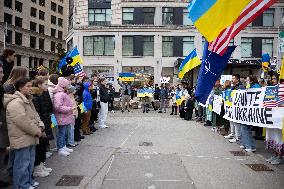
[277, 23, 284, 71]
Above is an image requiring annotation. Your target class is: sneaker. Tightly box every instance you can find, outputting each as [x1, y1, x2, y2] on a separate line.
[271, 157, 282, 165]
[40, 163, 52, 173]
[29, 186, 35, 189]
[266, 156, 277, 163]
[33, 166, 50, 177]
[128, 110, 130, 112]
[158, 111, 162, 113]
[245, 148, 256, 153]
[170, 113, 173, 115]
[102, 125, 109, 128]
[224, 134, 234, 139]
[46, 152, 53, 159]
[64, 146, 74, 153]
[229, 138, 238, 143]
[32, 181, 39, 187]
[111, 110, 115, 113]
[58, 149, 70, 156]
[240, 145, 245, 149]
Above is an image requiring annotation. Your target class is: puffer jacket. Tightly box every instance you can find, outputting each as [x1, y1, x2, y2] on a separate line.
[82, 82, 93, 111]
[47, 79, 56, 103]
[0, 85, 9, 148]
[32, 87, 54, 140]
[4, 91, 43, 150]
[53, 78, 74, 126]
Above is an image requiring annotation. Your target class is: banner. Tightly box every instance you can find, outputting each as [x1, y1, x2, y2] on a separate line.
[212, 95, 223, 115]
[137, 88, 154, 98]
[223, 88, 284, 129]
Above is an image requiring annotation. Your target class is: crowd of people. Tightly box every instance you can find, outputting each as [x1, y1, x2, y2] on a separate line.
[0, 48, 283, 189]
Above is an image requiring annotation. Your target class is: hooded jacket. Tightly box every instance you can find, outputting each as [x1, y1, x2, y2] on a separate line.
[4, 91, 43, 149]
[0, 55, 13, 83]
[0, 85, 9, 148]
[53, 77, 74, 126]
[47, 79, 56, 103]
[82, 82, 93, 111]
[32, 87, 54, 139]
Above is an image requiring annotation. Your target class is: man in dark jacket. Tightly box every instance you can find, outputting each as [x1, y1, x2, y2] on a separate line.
[0, 49, 15, 83]
[158, 84, 168, 113]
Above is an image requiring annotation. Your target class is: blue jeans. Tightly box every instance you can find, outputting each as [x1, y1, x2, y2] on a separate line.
[241, 124, 256, 149]
[57, 125, 67, 150]
[13, 145, 36, 189]
[66, 124, 75, 145]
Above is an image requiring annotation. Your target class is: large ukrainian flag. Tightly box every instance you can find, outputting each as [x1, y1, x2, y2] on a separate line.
[178, 49, 201, 80]
[58, 47, 83, 72]
[118, 73, 135, 82]
[188, 0, 251, 42]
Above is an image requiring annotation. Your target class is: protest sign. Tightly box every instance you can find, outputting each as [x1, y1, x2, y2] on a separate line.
[213, 95, 223, 115]
[220, 75, 232, 85]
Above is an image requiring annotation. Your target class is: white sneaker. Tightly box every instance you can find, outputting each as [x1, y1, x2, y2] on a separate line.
[240, 145, 245, 149]
[40, 163, 52, 173]
[245, 148, 256, 153]
[266, 156, 277, 163]
[58, 148, 70, 156]
[111, 110, 115, 113]
[271, 157, 282, 165]
[32, 181, 39, 187]
[64, 146, 74, 153]
[29, 186, 35, 189]
[103, 125, 109, 128]
[224, 134, 234, 139]
[46, 152, 53, 159]
[33, 166, 50, 177]
[229, 138, 238, 143]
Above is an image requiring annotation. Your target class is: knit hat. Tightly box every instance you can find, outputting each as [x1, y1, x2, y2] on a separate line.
[57, 77, 70, 88]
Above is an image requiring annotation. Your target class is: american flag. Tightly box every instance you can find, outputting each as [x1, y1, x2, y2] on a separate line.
[277, 84, 284, 107]
[263, 86, 278, 108]
[73, 63, 86, 77]
[208, 0, 276, 56]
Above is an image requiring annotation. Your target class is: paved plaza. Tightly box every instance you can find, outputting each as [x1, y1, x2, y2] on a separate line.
[37, 110, 284, 189]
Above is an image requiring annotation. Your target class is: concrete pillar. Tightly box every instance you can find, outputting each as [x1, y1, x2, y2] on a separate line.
[155, 7, 162, 26]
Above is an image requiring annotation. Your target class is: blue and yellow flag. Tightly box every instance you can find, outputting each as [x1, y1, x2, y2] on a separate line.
[58, 47, 83, 72]
[50, 114, 58, 128]
[79, 102, 87, 114]
[178, 49, 201, 80]
[261, 53, 270, 73]
[188, 0, 251, 42]
[118, 73, 135, 82]
[280, 56, 284, 80]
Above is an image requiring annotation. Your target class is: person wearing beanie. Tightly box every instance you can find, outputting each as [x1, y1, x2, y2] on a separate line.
[53, 77, 75, 156]
[82, 82, 93, 135]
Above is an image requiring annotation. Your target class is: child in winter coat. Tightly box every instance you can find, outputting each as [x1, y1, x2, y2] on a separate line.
[82, 82, 93, 135]
[53, 77, 74, 156]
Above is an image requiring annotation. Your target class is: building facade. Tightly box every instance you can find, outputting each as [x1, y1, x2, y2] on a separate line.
[67, 0, 284, 88]
[0, 0, 68, 70]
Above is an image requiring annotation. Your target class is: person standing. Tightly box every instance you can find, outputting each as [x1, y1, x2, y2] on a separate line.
[108, 84, 115, 113]
[82, 82, 93, 135]
[118, 79, 131, 112]
[4, 78, 43, 189]
[4, 67, 28, 94]
[0, 49, 15, 83]
[158, 84, 168, 113]
[53, 77, 74, 156]
[98, 78, 110, 128]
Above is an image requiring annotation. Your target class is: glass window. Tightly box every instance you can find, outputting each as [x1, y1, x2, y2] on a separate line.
[39, 59, 43, 66]
[29, 57, 33, 68]
[39, 11, 45, 20]
[143, 36, 154, 56]
[122, 36, 134, 56]
[94, 37, 104, 56]
[183, 8, 193, 26]
[241, 38, 252, 58]
[58, 31, 63, 40]
[162, 36, 174, 57]
[5, 30, 12, 44]
[83, 36, 93, 55]
[67, 38, 73, 51]
[162, 8, 174, 25]
[4, 13, 13, 25]
[30, 22, 37, 32]
[31, 7, 37, 17]
[282, 8, 284, 24]
[122, 8, 134, 24]
[30, 36, 37, 48]
[262, 38, 273, 56]
[58, 5, 63, 15]
[51, 41, 56, 52]
[15, 32, 22, 45]
[4, 0, 12, 8]
[89, 9, 111, 25]
[15, 17, 23, 28]
[51, 2, 57, 12]
[263, 8, 274, 27]
[183, 37, 194, 56]
[16, 55, 21, 66]
[39, 24, 45, 34]
[58, 18, 63, 27]
[15, 1, 23, 12]
[51, 28, 56, 37]
[39, 0, 45, 6]
[39, 38, 45, 50]
[51, 15, 56, 25]
[104, 37, 115, 56]
[144, 8, 155, 25]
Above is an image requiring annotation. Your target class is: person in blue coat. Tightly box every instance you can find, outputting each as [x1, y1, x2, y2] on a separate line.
[82, 82, 93, 135]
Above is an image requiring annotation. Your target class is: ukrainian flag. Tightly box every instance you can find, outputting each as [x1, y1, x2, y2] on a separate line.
[79, 102, 87, 114]
[118, 73, 135, 82]
[58, 46, 83, 72]
[280, 56, 284, 80]
[178, 49, 201, 80]
[50, 114, 58, 128]
[188, 0, 251, 42]
[261, 53, 270, 72]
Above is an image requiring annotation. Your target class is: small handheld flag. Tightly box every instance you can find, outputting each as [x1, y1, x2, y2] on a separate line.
[79, 102, 87, 114]
[178, 49, 201, 80]
[50, 114, 58, 128]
